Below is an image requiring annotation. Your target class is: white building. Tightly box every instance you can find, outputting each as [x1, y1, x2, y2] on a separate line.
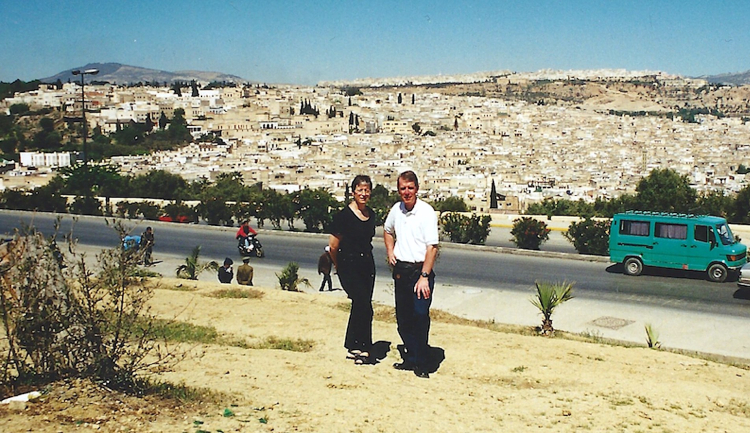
[19, 152, 73, 168]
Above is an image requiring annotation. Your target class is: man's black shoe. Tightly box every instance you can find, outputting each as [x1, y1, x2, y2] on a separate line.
[392, 361, 415, 371]
[413, 367, 430, 379]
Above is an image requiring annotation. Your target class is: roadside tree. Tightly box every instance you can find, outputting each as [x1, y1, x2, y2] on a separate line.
[510, 217, 550, 250]
[563, 217, 610, 256]
[635, 168, 696, 213]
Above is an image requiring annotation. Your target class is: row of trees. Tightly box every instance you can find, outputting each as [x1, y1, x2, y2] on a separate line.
[526, 168, 750, 225]
[0, 162, 497, 246]
[0, 166, 404, 233]
[4, 166, 744, 253]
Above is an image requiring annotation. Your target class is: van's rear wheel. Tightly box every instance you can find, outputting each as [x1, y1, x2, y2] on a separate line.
[623, 257, 643, 276]
[707, 263, 728, 283]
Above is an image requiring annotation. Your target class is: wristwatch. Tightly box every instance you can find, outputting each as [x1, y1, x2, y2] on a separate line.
[420, 271, 429, 278]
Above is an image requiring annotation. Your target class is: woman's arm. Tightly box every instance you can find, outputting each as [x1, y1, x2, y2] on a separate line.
[328, 234, 341, 270]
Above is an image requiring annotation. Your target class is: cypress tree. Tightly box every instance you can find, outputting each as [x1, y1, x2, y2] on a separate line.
[159, 112, 168, 129]
[490, 179, 498, 209]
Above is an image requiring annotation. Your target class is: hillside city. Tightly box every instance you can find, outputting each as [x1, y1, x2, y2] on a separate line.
[4, 69, 750, 212]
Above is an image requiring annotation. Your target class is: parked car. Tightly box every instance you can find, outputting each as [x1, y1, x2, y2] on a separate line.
[609, 211, 747, 283]
[738, 263, 750, 289]
[158, 214, 191, 223]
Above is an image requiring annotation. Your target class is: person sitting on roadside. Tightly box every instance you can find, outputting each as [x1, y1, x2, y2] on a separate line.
[237, 257, 254, 286]
[218, 257, 234, 284]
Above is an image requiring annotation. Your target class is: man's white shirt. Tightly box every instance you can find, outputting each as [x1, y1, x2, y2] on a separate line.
[384, 199, 439, 263]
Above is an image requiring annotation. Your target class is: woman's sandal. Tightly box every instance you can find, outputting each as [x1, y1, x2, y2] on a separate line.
[354, 352, 371, 365]
[346, 350, 361, 360]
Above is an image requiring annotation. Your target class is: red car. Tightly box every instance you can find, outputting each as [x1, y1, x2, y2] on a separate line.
[158, 215, 191, 223]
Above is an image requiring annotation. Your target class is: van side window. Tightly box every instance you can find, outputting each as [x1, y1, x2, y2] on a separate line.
[655, 223, 688, 240]
[619, 219, 649, 236]
[695, 225, 709, 243]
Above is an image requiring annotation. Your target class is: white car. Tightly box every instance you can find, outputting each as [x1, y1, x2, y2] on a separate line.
[738, 263, 750, 288]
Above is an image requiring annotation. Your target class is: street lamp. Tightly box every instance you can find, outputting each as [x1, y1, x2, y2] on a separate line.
[71, 68, 99, 164]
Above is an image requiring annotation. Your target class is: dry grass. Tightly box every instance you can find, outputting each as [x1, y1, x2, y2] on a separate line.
[204, 287, 264, 299]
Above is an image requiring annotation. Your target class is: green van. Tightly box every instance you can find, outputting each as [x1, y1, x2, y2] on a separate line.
[609, 211, 747, 282]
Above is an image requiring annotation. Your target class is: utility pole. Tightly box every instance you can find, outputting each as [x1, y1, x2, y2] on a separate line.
[71, 68, 99, 165]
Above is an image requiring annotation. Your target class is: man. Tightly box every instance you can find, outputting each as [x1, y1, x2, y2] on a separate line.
[218, 257, 233, 284]
[237, 257, 254, 286]
[141, 226, 154, 265]
[317, 246, 333, 291]
[384, 170, 439, 378]
[236, 220, 257, 248]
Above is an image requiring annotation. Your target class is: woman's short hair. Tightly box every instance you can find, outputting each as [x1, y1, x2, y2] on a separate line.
[351, 174, 372, 191]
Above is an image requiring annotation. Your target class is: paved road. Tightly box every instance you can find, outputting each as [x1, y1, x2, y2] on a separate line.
[2, 210, 749, 360]
[0, 210, 746, 315]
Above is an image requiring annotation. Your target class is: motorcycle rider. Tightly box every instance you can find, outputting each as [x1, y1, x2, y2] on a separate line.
[236, 220, 257, 250]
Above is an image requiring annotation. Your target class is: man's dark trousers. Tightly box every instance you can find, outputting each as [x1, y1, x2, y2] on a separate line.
[394, 266, 434, 369]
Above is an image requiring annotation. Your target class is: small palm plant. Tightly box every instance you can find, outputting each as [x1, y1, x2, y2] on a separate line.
[176, 245, 218, 280]
[645, 323, 661, 349]
[276, 262, 311, 291]
[530, 280, 574, 336]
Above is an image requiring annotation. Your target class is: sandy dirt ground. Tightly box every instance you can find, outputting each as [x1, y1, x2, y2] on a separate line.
[1, 277, 750, 432]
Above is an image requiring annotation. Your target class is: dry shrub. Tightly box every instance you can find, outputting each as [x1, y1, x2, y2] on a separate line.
[0, 221, 184, 394]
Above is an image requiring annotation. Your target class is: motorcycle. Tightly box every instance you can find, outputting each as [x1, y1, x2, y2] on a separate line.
[238, 234, 265, 258]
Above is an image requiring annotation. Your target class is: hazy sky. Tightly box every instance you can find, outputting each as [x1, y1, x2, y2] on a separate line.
[2, 0, 748, 84]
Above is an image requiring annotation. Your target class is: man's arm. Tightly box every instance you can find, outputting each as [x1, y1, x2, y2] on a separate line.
[415, 244, 438, 299]
[384, 230, 397, 266]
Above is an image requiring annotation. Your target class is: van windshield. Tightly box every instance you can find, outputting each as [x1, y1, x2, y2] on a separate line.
[715, 223, 735, 245]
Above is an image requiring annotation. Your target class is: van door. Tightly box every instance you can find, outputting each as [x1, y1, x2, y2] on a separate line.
[690, 224, 713, 270]
[653, 222, 689, 268]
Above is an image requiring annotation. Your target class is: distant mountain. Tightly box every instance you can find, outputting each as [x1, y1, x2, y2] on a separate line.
[699, 70, 750, 86]
[41, 62, 249, 85]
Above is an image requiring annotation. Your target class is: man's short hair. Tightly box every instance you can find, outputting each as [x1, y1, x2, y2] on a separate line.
[398, 170, 419, 189]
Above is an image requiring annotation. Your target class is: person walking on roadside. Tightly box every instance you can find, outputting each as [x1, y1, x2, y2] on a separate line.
[141, 226, 155, 265]
[329, 175, 377, 365]
[384, 170, 439, 379]
[317, 246, 333, 291]
[236, 257, 254, 286]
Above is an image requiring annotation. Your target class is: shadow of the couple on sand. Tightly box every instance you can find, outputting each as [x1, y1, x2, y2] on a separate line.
[396, 344, 446, 374]
[354, 340, 391, 365]
[357, 342, 445, 373]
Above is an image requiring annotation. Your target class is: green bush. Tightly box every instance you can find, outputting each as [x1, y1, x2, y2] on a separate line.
[276, 262, 311, 291]
[432, 196, 469, 213]
[563, 217, 610, 256]
[510, 217, 550, 250]
[68, 195, 103, 216]
[440, 212, 492, 244]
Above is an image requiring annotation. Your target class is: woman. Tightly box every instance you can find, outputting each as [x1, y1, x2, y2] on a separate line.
[329, 175, 377, 364]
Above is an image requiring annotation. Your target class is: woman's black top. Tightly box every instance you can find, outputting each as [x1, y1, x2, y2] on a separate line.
[330, 205, 376, 256]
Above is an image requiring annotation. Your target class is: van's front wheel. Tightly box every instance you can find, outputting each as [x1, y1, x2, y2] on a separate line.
[623, 257, 643, 276]
[707, 263, 728, 283]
